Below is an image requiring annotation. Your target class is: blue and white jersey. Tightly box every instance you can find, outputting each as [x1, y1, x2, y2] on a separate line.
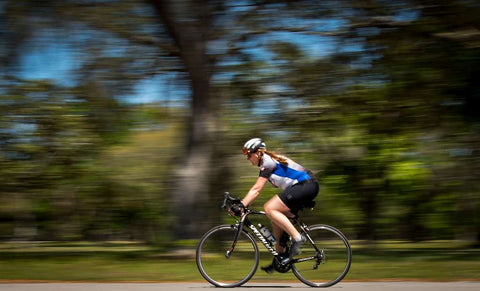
[259, 153, 312, 189]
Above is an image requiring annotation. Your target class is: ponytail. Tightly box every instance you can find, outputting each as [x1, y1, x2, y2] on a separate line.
[258, 149, 289, 166]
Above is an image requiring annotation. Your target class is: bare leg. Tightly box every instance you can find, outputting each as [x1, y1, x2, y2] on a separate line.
[264, 195, 301, 243]
[271, 221, 285, 253]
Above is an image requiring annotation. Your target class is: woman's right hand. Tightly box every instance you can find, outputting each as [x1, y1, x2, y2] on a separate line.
[229, 202, 245, 216]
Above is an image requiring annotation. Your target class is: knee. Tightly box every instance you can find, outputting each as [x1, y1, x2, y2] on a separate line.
[264, 200, 281, 219]
[263, 201, 274, 217]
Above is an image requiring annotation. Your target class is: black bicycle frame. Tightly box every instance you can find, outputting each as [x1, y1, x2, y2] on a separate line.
[222, 192, 323, 263]
[226, 210, 279, 258]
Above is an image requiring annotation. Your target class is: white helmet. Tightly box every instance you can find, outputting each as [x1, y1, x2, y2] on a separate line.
[243, 138, 266, 154]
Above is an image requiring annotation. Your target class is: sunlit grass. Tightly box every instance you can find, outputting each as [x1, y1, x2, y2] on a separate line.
[0, 241, 478, 282]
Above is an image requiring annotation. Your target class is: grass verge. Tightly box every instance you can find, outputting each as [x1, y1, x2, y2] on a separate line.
[0, 241, 478, 282]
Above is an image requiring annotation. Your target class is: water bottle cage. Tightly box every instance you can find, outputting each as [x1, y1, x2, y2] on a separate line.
[258, 224, 276, 245]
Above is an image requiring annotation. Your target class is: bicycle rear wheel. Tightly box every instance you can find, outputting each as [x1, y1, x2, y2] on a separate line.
[196, 224, 259, 287]
[292, 224, 352, 287]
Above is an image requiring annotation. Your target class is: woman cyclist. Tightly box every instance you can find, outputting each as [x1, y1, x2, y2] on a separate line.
[233, 138, 319, 267]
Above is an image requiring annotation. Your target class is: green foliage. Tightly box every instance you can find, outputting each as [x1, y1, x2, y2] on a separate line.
[0, 0, 478, 245]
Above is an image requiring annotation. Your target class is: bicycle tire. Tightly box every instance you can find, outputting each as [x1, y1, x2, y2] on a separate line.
[291, 224, 352, 287]
[196, 224, 259, 287]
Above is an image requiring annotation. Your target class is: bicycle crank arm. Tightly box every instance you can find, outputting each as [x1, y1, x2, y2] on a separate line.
[225, 247, 234, 258]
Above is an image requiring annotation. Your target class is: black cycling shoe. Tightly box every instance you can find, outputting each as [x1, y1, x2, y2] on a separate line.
[261, 263, 275, 274]
[262, 256, 280, 274]
[280, 235, 307, 265]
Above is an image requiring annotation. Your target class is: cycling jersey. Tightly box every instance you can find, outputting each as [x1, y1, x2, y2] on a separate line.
[259, 153, 312, 189]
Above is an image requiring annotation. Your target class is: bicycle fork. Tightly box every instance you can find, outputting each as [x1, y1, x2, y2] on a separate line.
[225, 220, 244, 258]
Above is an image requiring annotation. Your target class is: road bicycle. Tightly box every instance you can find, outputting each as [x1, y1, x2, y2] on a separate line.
[196, 192, 352, 287]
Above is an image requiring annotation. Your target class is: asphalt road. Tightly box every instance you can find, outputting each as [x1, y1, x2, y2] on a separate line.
[0, 282, 479, 291]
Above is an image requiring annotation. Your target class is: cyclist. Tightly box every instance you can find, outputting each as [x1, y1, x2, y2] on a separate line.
[233, 138, 319, 267]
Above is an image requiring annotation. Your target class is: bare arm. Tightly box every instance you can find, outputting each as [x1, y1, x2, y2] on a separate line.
[241, 177, 268, 207]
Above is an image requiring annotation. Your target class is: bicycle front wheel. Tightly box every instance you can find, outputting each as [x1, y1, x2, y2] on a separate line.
[196, 224, 259, 287]
[292, 224, 352, 287]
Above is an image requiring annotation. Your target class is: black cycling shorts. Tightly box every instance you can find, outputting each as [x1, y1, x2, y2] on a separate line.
[278, 179, 319, 214]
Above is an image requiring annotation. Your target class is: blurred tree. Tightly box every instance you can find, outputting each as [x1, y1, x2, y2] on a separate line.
[1, 0, 478, 244]
[0, 78, 119, 239]
[270, 0, 479, 241]
[148, 0, 223, 238]
[354, 0, 480, 241]
[220, 0, 479, 242]
[0, 0, 165, 240]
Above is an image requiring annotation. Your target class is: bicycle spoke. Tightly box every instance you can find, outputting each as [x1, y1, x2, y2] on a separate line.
[292, 224, 352, 287]
[196, 225, 259, 287]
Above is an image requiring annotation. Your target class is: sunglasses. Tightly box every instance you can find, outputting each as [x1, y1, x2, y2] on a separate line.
[242, 149, 254, 158]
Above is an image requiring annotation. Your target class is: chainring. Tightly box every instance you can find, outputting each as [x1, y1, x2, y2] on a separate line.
[273, 255, 292, 273]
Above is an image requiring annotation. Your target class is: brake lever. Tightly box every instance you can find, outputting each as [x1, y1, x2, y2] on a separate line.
[221, 192, 230, 209]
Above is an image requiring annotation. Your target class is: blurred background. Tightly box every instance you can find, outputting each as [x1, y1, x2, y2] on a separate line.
[1, 0, 479, 250]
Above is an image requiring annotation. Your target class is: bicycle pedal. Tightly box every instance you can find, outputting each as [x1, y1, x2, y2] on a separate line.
[261, 264, 275, 274]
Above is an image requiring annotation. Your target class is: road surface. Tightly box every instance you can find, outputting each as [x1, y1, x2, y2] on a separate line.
[0, 282, 478, 291]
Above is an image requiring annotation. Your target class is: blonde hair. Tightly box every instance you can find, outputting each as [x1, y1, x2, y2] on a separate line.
[258, 148, 289, 166]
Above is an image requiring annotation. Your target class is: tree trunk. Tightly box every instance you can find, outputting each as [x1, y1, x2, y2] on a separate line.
[150, 0, 220, 238]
